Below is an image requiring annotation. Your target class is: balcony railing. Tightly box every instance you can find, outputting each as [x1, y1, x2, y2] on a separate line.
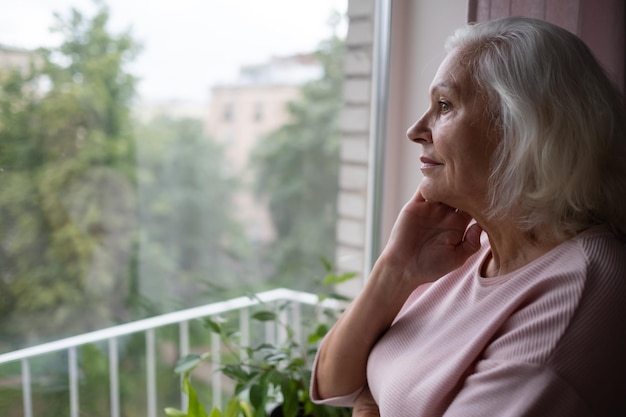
[0, 288, 343, 417]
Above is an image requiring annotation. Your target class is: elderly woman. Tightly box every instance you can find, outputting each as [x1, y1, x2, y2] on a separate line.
[311, 16, 626, 417]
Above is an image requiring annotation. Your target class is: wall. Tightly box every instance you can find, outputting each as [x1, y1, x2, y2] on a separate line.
[335, 0, 376, 295]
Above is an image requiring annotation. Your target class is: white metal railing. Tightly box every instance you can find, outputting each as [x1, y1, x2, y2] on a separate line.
[0, 288, 343, 417]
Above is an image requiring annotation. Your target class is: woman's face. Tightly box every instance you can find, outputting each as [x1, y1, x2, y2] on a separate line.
[406, 47, 499, 215]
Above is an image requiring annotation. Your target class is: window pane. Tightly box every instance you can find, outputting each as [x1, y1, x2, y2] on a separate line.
[0, 0, 346, 349]
[1, 1, 348, 415]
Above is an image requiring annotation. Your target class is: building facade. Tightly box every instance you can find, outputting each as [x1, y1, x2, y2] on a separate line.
[205, 54, 322, 244]
[0, 44, 39, 77]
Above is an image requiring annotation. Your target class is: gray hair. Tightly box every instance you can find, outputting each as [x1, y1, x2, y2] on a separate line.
[446, 16, 626, 239]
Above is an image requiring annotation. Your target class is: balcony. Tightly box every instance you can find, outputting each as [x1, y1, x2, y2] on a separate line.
[0, 288, 344, 417]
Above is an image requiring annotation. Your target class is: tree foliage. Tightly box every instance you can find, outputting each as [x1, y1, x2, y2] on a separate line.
[0, 2, 140, 346]
[134, 116, 251, 311]
[0, 1, 251, 352]
[251, 35, 344, 287]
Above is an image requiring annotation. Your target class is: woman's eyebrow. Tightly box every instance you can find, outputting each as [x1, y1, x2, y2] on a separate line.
[430, 81, 460, 95]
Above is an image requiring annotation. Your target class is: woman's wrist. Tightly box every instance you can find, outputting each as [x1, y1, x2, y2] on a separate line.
[358, 258, 423, 328]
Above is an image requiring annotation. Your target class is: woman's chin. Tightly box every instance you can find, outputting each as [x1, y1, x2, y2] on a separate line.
[419, 181, 443, 203]
[419, 183, 460, 209]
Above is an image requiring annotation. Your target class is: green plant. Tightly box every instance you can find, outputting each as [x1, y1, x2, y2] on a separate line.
[165, 265, 355, 417]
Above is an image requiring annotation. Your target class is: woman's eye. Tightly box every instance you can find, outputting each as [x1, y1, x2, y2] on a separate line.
[438, 101, 450, 112]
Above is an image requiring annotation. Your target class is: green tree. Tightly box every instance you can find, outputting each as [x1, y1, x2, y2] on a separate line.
[134, 115, 252, 311]
[251, 34, 344, 288]
[0, 1, 141, 348]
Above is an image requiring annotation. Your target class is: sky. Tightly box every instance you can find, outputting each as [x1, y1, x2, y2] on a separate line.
[0, 0, 347, 103]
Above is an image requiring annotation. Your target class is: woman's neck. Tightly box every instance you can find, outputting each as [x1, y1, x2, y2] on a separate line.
[479, 220, 569, 278]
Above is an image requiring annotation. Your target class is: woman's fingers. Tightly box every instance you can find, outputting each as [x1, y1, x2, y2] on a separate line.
[414, 187, 427, 203]
[459, 221, 483, 257]
[352, 386, 380, 417]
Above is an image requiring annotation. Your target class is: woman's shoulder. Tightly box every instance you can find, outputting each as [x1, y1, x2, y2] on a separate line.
[545, 226, 626, 411]
[574, 224, 626, 273]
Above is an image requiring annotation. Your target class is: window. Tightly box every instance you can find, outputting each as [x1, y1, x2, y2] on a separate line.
[223, 102, 234, 122]
[253, 102, 263, 122]
[0, 0, 350, 415]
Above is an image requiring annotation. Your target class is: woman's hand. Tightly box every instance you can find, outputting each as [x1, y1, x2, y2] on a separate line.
[377, 186, 482, 288]
[352, 386, 379, 417]
[313, 185, 482, 401]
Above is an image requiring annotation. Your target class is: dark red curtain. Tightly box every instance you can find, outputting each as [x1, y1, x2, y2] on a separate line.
[467, 0, 625, 93]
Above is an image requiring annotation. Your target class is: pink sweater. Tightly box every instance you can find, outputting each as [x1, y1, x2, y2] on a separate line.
[311, 226, 626, 416]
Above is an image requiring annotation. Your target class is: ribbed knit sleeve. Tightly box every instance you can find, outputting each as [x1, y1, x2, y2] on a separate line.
[309, 338, 364, 407]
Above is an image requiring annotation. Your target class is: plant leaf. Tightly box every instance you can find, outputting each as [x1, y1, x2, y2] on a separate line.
[325, 292, 353, 302]
[253, 406, 265, 417]
[319, 256, 333, 272]
[222, 365, 250, 382]
[249, 383, 264, 409]
[323, 271, 356, 285]
[286, 325, 295, 340]
[253, 343, 275, 351]
[307, 324, 329, 343]
[224, 397, 241, 417]
[204, 318, 223, 334]
[175, 354, 203, 374]
[264, 352, 287, 362]
[164, 407, 187, 416]
[252, 311, 276, 321]
[184, 376, 209, 417]
[239, 400, 253, 417]
[208, 407, 223, 417]
[281, 379, 299, 417]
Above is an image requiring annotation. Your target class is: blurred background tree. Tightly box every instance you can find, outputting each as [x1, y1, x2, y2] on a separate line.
[251, 32, 344, 289]
[134, 115, 252, 312]
[0, 1, 248, 351]
[0, 2, 141, 347]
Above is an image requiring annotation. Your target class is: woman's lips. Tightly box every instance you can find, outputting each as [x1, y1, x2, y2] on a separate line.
[420, 156, 442, 168]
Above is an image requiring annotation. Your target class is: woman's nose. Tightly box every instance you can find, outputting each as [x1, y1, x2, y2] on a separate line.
[406, 114, 431, 144]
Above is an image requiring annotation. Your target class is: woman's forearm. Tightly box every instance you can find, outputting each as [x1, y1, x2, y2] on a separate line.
[314, 259, 417, 399]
